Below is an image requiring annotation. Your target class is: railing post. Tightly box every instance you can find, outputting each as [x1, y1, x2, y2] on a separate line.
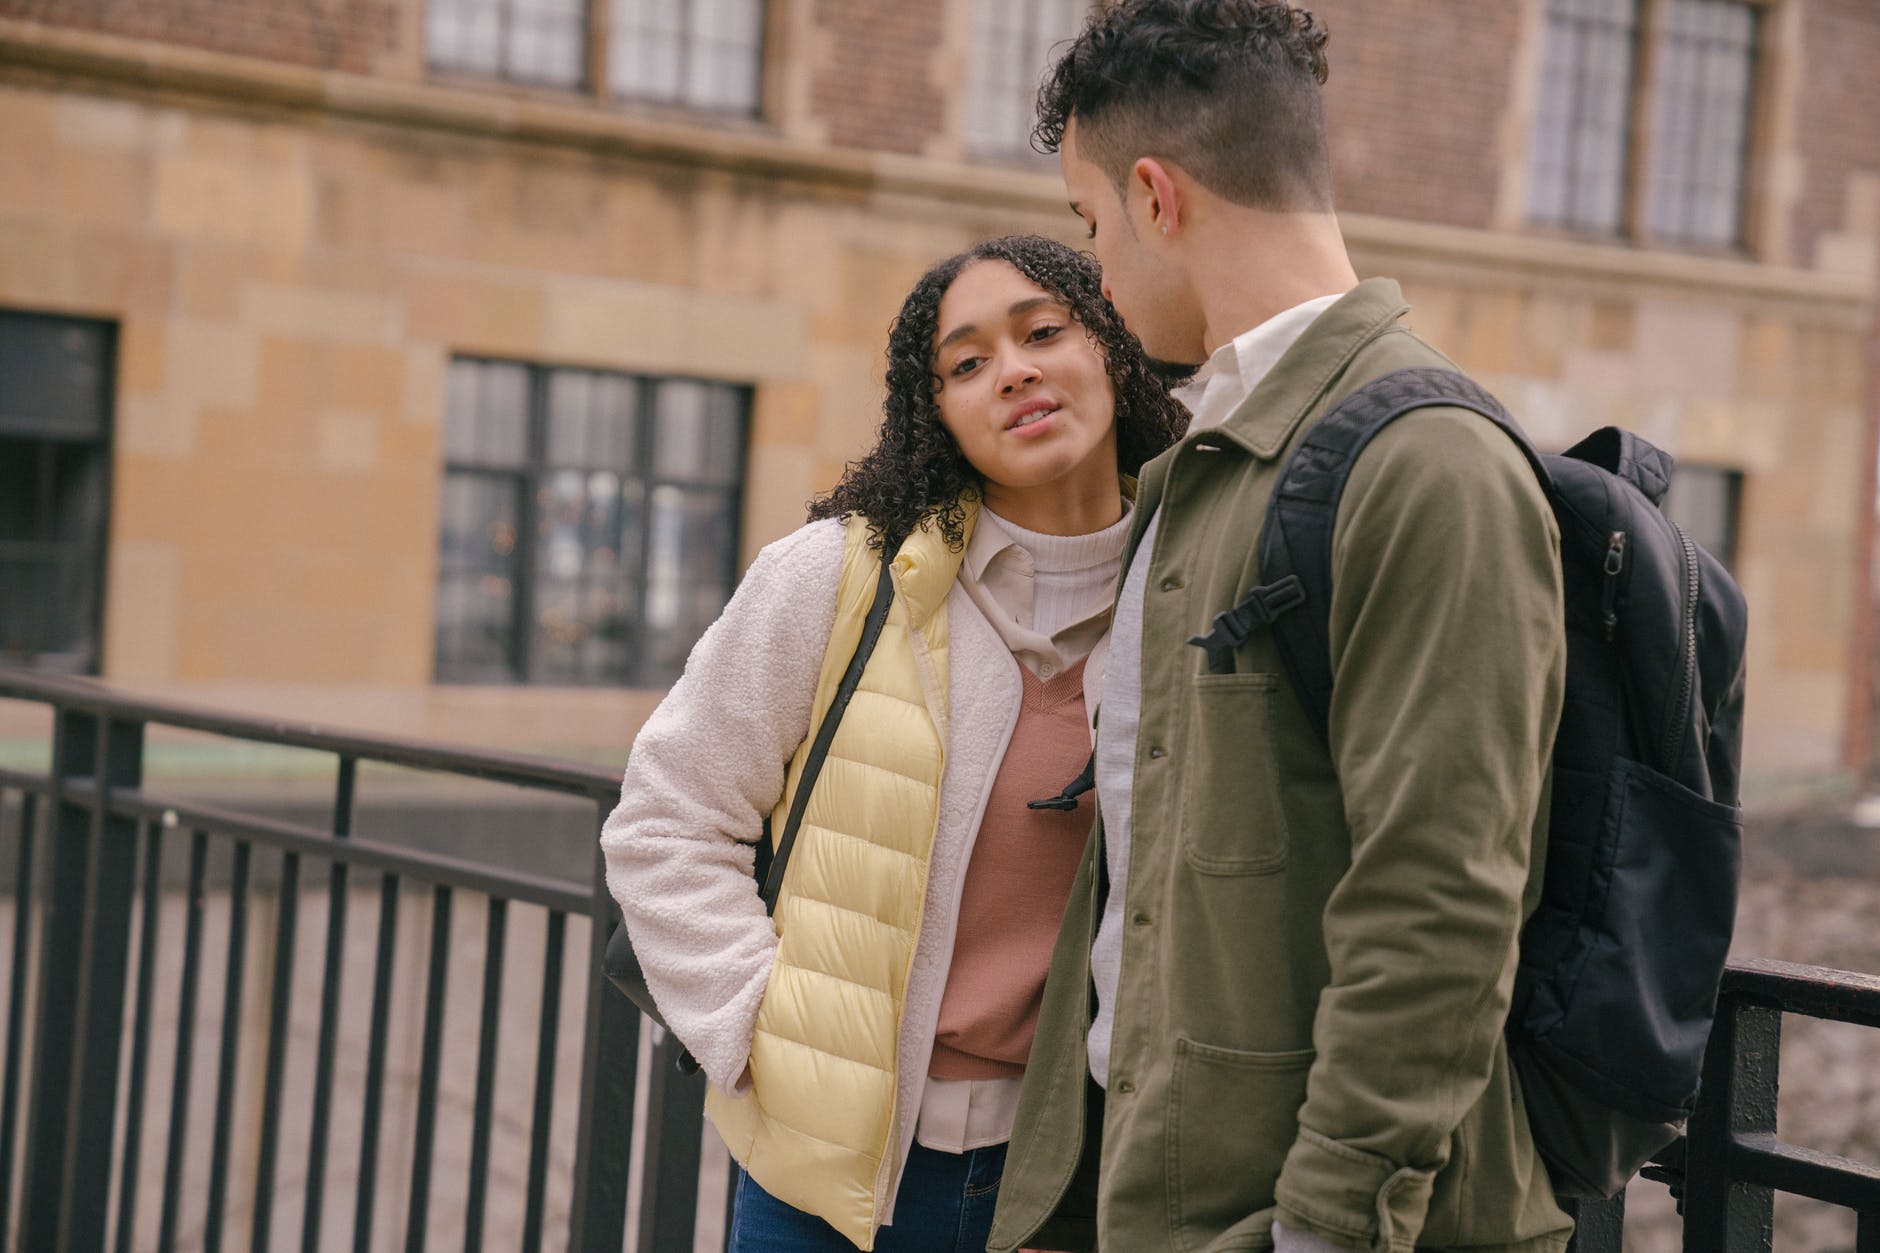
[638, 1030, 708, 1252]
[570, 838, 640, 1253]
[1683, 996, 1779, 1252]
[19, 707, 143, 1253]
[1563, 1190, 1626, 1253]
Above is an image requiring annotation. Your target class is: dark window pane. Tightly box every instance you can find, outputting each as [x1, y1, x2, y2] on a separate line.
[532, 468, 632, 683]
[0, 311, 112, 674]
[427, 0, 586, 88]
[1663, 464, 1741, 569]
[609, 0, 763, 112]
[640, 484, 739, 680]
[1529, 0, 1639, 234]
[444, 358, 530, 468]
[547, 369, 637, 469]
[0, 310, 111, 439]
[435, 472, 522, 680]
[651, 379, 745, 485]
[1644, 0, 1757, 247]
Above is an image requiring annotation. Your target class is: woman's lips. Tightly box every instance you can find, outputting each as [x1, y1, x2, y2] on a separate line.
[1007, 401, 1059, 431]
[1009, 408, 1059, 438]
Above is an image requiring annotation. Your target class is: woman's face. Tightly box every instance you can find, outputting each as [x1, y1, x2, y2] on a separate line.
[930, 260, 1120, 518]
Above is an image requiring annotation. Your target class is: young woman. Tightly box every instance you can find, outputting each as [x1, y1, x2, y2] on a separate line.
[600, 234, 1186, 1252]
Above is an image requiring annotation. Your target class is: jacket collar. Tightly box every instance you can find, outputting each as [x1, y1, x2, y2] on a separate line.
[890, 496, 977, 630]
[1207, 277, 1409, 460]
[1120, 279, 1407, 573]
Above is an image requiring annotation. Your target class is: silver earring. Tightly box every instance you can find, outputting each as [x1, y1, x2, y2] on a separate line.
[1160, 222, 1169, 235]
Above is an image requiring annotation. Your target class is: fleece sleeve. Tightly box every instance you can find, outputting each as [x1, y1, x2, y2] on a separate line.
[599, 518, 845, 1093]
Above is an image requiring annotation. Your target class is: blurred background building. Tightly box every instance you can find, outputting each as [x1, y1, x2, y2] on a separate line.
[0, 0, 1876, 810]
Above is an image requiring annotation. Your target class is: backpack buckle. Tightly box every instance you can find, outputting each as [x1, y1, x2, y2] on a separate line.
[1187, 576, 1307, 673]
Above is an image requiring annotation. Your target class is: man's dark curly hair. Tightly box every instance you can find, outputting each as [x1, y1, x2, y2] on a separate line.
[1034, 0, 1333, 212]
[808, 234, 1188, 553]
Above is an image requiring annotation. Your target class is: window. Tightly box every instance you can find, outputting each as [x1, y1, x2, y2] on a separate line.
[427, 0, 588, 89]
[425, 0, 766, 114]
[0, 311, 114, 675]
[966, 0, 1092, 161]
[1529, 0, 1761, 249]
[608, 0, 765, 113]
[1663, 464, 1742, 568]
[435, 358, 749, 687]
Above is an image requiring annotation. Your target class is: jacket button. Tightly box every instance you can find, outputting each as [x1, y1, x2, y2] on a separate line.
[1115, 1079, 1136, 1094]
[1148, 746, 1167, 759]
[1160, 576, 1183, 591]
[1132, 912, 1152, 926]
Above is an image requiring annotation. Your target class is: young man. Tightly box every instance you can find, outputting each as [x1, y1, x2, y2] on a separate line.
[988, 4, 1574, 1252]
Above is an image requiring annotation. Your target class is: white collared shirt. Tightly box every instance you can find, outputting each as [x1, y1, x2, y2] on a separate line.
[1087, 291, 1347, 1090]
[918, 500, 1131, 1153]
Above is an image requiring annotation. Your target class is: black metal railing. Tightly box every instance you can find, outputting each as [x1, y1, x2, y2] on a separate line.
[5, 668, 1880, 1252]
[0, 669, 723, 1253]
[1567, 959, 1880, 1252]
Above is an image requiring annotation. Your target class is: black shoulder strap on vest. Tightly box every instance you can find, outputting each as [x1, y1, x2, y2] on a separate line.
[759, 557, 897, 909]
[1213, 366, 1548, 744]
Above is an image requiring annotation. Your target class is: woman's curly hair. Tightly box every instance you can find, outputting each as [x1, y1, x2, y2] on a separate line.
[807, 234, 1189, 552]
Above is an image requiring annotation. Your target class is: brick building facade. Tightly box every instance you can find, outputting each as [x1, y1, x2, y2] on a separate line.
[0, 0, 1876, 805]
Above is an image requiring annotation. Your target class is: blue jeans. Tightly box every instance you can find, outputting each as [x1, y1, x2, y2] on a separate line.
[727, 1140, 1008, 1253]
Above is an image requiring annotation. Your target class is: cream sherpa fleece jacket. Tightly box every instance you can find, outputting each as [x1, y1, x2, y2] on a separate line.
[600, 516, 1104, 1215]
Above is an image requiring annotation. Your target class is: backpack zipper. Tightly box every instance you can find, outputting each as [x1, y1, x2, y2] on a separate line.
[1660, 524, 1701, 773]
[1600, 532, 1626, 641]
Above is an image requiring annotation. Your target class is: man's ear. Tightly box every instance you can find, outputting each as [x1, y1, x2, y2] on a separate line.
[1132, 156, 1184, 238]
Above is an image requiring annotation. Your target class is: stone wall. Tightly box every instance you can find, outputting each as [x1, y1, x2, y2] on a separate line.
[0, 9, 1873, 794]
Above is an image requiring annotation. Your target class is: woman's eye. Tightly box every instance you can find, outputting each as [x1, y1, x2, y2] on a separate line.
[950, 355, 983, 377]
[1029, 323, 1064, 343]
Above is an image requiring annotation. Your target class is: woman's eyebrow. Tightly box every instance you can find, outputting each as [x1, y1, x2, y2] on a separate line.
[933, 297, 1061, 355]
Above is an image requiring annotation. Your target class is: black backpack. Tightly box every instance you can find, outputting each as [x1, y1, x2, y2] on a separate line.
[1190, 366, 1749, 1199]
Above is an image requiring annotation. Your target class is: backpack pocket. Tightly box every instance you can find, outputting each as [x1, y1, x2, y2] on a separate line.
[1534, 755, 1742, 1121]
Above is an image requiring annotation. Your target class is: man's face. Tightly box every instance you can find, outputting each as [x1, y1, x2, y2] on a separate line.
[1061, 119, 1204, 367]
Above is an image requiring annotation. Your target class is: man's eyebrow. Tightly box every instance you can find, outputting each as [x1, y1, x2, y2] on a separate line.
[933, 297, 1061, 356]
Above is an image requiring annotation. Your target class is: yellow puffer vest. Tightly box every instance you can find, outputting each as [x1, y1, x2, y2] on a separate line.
[706, 510, 970, 1250]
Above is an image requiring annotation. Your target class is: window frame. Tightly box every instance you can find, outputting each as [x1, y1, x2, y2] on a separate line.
[1527, 0, 1776, 256]
[434, 356, 751, 689]
[423, 0, 769, 120]
[0, 309, 116, 676]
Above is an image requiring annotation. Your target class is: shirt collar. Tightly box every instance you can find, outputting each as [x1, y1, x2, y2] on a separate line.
[1171, 292, 1348, 431]
[964, 503, 1018, 583]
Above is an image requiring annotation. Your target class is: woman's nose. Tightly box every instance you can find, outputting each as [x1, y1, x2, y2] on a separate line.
[999, 356, 1043, 394]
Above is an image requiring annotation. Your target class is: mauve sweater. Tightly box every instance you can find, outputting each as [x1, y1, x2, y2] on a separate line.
[929, 657, 1093, 1081]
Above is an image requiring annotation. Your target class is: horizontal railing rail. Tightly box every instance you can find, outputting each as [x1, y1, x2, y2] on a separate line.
[1569, 959, 1880, 1253]
[0, 668, 720, 1253]
[7, 669, 1880, 1253]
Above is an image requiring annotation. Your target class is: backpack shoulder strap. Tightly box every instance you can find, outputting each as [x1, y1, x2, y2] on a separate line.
[1218, 366, 1546, 744]
[759, 558, 896, 909]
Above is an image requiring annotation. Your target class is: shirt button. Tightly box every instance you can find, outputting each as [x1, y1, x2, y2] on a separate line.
[1148, 746, 1167, 759]
[1160, 576, 1183, 591]
[1039, 661, 1056, 678]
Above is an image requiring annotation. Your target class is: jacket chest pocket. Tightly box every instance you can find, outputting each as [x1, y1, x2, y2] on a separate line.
[1179, 674, 1289, 875]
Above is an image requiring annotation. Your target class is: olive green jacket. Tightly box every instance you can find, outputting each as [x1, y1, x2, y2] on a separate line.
[988, 280, 1575, 1253]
